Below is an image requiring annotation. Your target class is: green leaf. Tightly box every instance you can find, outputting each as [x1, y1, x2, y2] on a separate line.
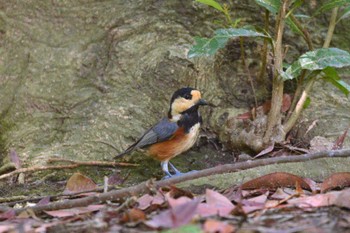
[162, 224, 202, 233]
[303, 97, 311, 109]
[299, 48, 350, 70]
[284, 48, 350, 80]
[215, 28, 266, 37]
[315, 0, 350, 15]
[188, 28, 267, 58]
[195, 0, 224, 12]
[286, 17, 304, 36]
[293, 14, 311, 19]
[188, 37, 227, 58]
[254, 0, 281, 14]
[284, 60, 302, 80]
[323, 67, 350, 96]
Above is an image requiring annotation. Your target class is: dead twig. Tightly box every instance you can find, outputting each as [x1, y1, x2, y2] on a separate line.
[47, 158, 137, 167]
[13, 149, 350, 214]
[0, 185, 123, 206]
[0, 160, 138, 181]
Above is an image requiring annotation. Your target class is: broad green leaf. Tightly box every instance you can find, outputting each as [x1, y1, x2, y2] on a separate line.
[188, 36, 227, 58]
[299, 48, 350, 70]
[284, 60, 302, 80]
[215, 28, 266, 37]
[188, 28, 267, 58]
[284, 48, 350, 80]
[196, 0, 224, 12]
[315, 0, 350, 15]
[323, 67, 350, 96]
[254, 0, 281, 14]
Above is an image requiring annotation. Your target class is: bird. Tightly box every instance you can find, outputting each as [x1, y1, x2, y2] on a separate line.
[114, 87, 207, 178]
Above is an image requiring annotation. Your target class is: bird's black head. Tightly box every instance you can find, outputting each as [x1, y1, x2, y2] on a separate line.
[168, 87, 207, 120]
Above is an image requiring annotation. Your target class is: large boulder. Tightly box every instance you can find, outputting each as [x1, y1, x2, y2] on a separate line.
[0, 0, 348, 179]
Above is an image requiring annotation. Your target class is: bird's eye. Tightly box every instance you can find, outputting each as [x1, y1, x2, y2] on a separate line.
[183, 93, 192, 100]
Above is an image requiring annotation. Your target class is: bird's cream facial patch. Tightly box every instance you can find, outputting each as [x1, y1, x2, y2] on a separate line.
[171, 98, 193, 116]
[170, 89, 205, 120]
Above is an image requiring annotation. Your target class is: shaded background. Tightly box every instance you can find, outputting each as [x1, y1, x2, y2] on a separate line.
[0, 0, 349, 181]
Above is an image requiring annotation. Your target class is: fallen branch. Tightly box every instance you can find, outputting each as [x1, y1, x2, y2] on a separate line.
[47, 158, 138, 167]
[0, 160, 138, 181]
[14, 149, 350, 214]
[0, 184, 124, 206]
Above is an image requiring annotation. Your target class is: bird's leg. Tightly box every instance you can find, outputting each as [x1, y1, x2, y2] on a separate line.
[169, 162, 182, 175]
[161, 161, 172, 178]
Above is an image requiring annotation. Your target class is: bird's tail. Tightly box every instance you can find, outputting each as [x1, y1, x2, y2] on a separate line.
[114, 143, 136, 159]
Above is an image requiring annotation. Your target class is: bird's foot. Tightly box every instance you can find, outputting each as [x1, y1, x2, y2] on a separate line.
[161, 172, 183, 180]
[161, 170, 197, 179]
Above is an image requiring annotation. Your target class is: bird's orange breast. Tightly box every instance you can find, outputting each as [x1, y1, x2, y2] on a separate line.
[147, 123, 200, 161]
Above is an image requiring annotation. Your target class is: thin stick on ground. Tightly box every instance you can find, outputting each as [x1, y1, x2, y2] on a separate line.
[12, 149, 350, 214]
[0, 160, 138, 181]
[47, 158, 138, 167]
[0, 184, 124, 206]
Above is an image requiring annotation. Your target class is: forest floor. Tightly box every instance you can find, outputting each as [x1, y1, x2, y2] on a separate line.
[1, 148, 350, 233]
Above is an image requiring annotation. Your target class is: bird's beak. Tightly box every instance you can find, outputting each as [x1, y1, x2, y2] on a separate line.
[197, 99, 208, 106]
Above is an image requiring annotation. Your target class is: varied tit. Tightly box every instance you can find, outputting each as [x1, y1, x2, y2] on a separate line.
[115, 87, 207, 178]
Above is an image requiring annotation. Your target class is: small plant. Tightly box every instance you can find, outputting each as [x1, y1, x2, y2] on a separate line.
[189, 0, 350, 151]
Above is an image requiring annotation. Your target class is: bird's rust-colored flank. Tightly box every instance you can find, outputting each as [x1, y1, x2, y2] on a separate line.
[148, 127, 186, 161]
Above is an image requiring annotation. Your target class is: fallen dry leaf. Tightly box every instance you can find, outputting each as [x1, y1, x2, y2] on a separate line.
[270, 188, 291, 200]
[295, 180, 304, 195]
[287, 194, 333, 208]
[137, 194, 154, 210]
[321, 172, 350, 193]
[167, 185, 194, 199]
[241, 192, 268, 214]
[288, 189, 350, 209]
[241, 172, 312, 191]
[332, 127, 349, 150]
[302, 178, 318, 193]
[236, 111, 252, 120]
[137, 191, 166, 210]
[145, 198, 200, 229]
[245, 191, 268, 204]
[206, 189, 234, 209]
[333, 188, 350, 209]
[203, 219, 235, 233]
[254, 143, 274, 158]
[120, 208, 146, 223]
[167, 196, 193, 208]
[63, 173, 97, 194]
[264, 200, 281, 208]
[44, 204, 104, 217]
[0, 209, 16, 220]
[37, 196, 50, 206]
[196, 189, 235, 217]
[281, 94, 292, 112]
[0, 225, 14, 232]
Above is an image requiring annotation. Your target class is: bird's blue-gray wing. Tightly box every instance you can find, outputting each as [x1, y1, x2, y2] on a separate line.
[115, 118, 178, 158]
